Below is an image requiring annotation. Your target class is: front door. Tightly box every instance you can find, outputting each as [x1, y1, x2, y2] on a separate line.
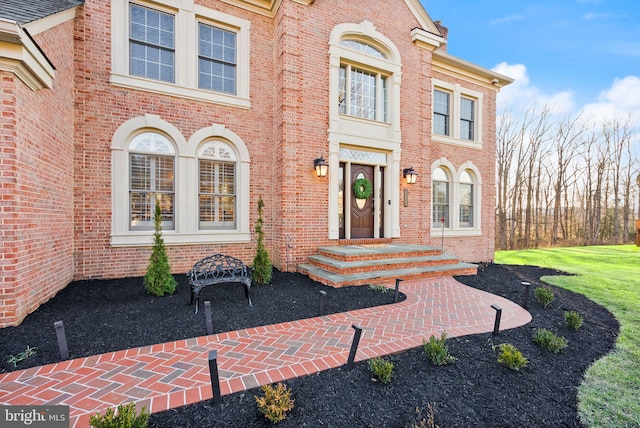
[351, 164, 375, 238]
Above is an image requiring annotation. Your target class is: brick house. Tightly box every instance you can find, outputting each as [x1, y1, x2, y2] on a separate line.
[0, 0, 511, 327]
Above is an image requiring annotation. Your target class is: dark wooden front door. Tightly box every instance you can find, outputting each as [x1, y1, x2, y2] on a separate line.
[351, 164, 375, 238]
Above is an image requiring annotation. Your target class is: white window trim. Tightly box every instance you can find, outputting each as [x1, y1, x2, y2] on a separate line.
[430, 158, 482, 237]
[431, 79, 483, 149]
[111, 0, 250, 109]
[111, 114, 250, 246]
[327, 21, 403, 240]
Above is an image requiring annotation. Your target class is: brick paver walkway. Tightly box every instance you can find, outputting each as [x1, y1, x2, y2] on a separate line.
[0, 277, 531, 427]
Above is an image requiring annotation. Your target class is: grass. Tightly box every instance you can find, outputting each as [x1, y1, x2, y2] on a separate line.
[496, 245, 640, 427]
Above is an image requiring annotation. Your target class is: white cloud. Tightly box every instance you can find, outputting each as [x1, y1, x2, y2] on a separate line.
[581, 76, 640, 124]
[493, 62, 575, 115]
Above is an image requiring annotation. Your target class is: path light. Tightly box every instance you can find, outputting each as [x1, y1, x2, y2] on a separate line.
[491, 304, 502, 336]
[314, 156, 328, 177]
[521, 281, 531, 309]
[403, 166, 418, 184]
[318, 290, 327, 315]
[395, 278, 404, 303]
[345, 324, 363, 370]
[208, 350, 222, 404]
[54, 321, 69, 360]
[204, 301, 214, 335]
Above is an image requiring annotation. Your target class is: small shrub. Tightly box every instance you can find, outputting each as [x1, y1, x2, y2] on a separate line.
[255, 382, 294, 423]
[497, 343, 528, 371]
[144, 203, 177, 297]
[422, 332, 456, 366]
[89, 403, 149, 428]
[533, 328, 568, 353]
[368, 356, 394, 384]
[565, 310, 584, 330]
[368, 284, 390, 293]
[534, 286, 555, 308]
[409, 404, 440, 428]
[6, 345, 37, 368]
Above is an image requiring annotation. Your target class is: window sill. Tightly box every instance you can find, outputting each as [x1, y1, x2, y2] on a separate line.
[110, 73, 251, 109]
[432, 134, 482, 150]
[430, 228, 482, 238]
[111, 231, 251, 247]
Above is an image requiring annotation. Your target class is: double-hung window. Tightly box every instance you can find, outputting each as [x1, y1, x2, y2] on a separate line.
[339, 65, 388, 122]
[129, 4, 175, 83]
[198, 24, 237, 94]
[198, 141, 237, 229]
[433, 90, 450, 136]
[129, 132, 175, 230]
[460, 98, 475, 141]
[432, 167, 450, 228]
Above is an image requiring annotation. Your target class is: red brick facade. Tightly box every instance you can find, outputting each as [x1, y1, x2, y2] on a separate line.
[0, 0, 510, 326]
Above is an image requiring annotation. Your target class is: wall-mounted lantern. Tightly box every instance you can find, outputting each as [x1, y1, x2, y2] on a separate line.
[403, 166, 418, 184]
[314, 156, 329, 177]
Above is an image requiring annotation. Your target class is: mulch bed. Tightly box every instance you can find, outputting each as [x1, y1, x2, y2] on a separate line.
[0, 264, 618, 427]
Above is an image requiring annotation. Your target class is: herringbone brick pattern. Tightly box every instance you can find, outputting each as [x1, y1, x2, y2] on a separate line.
[0, 277, 531, 427]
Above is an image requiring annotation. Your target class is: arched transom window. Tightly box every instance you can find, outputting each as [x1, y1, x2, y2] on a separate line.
[129, 132, 175, 230]
[198, 140, 237, 229]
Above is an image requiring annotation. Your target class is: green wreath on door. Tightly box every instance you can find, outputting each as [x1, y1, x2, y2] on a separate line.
[352, 178, 373, 199]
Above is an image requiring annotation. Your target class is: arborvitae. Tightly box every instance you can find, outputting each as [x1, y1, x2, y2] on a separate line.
[252, 196, 272, 285]
[144, 203, 177, 296]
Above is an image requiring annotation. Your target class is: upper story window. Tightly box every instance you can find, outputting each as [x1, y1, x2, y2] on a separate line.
[198, 141, 237, 229]
[129, 132, 175, 230]
[338, 65, 387, 122]
[112, 1, 251, 108]
[198, 24, 236, 94]
[460, 98, 475, 140]
[433, 90, 450, 136]
[130, 4, 175, 83]
[432, 79, 483, 148]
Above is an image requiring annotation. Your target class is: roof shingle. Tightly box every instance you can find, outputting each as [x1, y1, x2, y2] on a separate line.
[0, 0, 84, 25]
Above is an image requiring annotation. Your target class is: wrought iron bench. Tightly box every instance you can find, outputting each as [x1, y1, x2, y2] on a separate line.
[187, 254, 253, 314]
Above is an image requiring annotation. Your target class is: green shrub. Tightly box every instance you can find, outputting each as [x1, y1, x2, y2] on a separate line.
[144, 203, 177, 296]
[252, 196, 272, 285]
[497, 343, 528, 371]
[368, 284, 390, 293]
[564, 310, 584, 330]
[255, 383, 294, 423]
[368, 356, 394, 384]
[89, 403, 149, 428]
[422, 332, 456, 366]
[534, 286, 554, 308]
[533, 328, 568, 353]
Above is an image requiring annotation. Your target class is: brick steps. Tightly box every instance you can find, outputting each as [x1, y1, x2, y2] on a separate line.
[298, 244, 477, 287]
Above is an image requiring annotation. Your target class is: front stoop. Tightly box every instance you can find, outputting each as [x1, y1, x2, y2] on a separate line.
[298, 243, 477, 287]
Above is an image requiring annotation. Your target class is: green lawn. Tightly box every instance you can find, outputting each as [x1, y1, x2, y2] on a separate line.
[496, 245, 640, 427]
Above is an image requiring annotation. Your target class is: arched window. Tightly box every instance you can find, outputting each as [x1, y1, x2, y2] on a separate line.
[198, 140, 237, 229]
[128, 132, 176, 230]
[432, 167, 450, 228]
[459, 170, 474, 227]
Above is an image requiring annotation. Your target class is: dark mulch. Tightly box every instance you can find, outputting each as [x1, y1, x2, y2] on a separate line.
[0, 264, 618, 427]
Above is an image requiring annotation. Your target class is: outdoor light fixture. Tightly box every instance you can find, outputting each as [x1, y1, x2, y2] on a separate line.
[403, 166, 418, 184]
[314, 156, 328, 177]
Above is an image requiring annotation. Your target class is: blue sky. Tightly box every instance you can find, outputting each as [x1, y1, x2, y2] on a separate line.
[422, 1, 640, 119]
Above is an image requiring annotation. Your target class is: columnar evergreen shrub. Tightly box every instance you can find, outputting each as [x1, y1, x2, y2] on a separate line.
[252, 196, 272, 285]
[565, 310, 584, 330]
[144, 203, 177, 296]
